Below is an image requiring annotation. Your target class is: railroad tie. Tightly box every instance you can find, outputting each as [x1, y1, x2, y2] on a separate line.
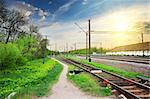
[137, 94, 150, 98]
[120, 85, 137, 89]
[127, 89, 144, 93]
[90, 70, 102, 73]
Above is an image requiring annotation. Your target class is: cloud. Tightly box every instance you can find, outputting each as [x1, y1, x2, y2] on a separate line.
[56, 0, 76, 14]
[9, 1, 50, 22]
[82, 0, 88, 5]
[12, 1, 37, 12]
[51, 0, 77, 21]
[40, 16, 46, 21]
[25, 11, 32, 17]
[14, 0, 77, 28]
[75, 0, 106, 19]
[40, 4, 150, 50]
[48, 1, 52, 5]
[92, 4, 150, 31]
[39, 19, 89, 51]
[38, 9, 50, 21]
[37, 0, 77, 28]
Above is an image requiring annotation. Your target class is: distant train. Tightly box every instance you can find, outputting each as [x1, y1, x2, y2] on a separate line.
[106, 42, 150, 56]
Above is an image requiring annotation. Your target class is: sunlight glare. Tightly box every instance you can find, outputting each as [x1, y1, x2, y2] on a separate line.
[115, 21, 129, 32]
[113, 15, 133, 32]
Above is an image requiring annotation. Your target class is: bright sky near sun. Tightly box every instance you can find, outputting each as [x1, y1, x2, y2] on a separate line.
[7, 0, 150, 51]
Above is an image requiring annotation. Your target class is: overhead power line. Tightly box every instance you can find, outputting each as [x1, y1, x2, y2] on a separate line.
[74, 22, 88, 60]
[74, 22, 87, 34]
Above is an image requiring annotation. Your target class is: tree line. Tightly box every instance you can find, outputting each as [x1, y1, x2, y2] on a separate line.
[0, 0, 48, 70]
[69, 47, 109, 55]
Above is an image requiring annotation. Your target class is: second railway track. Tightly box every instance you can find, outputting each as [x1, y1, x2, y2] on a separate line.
[90, 56, 150, 64]
[60, 58, 150, 99]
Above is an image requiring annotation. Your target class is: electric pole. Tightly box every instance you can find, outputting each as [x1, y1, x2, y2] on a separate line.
[74, 43, 76, 51]
[100, 42, 102, 54]
[55, 43, 57, 56]
[141, 32, 143, 43]
[63, 45, 66, 55]
[86, 32, 88, 59]
[88, 19, 91, 62]
[66, 43, 68, 56]
[49, 40, 51, 58]
[141, 32, 144, 56]
[42, 35, 47, 64]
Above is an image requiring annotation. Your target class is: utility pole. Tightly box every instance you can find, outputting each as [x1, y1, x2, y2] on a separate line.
[64, 45, 66, 53]
[74, 43, 76, 51]
[141, 32, 144, 56]
[88, 19, 91, 62]
[42, 35, 47, 64]
[100, 42, 102, 54]
[141, 33, 143, 43]
[66, 43, 68, 56]
[55, 43, 57, 56]
[48, 38, 52, 58]
[86, 32, 88, 59]
[49, 45, 51, 58]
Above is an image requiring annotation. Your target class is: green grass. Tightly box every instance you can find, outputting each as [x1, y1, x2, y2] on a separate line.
[66, 55, 148, 78]
[0, 58, 63, 98]
[67, 65, 112, 96]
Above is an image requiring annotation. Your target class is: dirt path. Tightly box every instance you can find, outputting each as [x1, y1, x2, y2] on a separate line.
[39, 58, 115, 99]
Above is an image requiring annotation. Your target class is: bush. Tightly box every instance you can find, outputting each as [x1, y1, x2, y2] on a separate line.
[15, 36, 43, 60]
[16, 55, 27, 66]
[0, 43, 25, 69]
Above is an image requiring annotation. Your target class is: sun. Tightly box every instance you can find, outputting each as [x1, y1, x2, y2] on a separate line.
[115, 21, 129, 32]
[111, 14, 135, 45]
[112, 15, 133, 32]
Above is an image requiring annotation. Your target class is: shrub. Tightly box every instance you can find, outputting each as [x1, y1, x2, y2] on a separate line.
[0, 43, 25, 69]
[16, 55, 27, 66]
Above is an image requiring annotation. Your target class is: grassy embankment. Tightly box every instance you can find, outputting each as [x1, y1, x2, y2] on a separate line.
[0, 58, 63, 98]
[67, 65, 112, 96]
[66, 55, 149, 78]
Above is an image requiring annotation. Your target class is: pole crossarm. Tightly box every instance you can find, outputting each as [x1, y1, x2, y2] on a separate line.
[91, 30, 114, 34]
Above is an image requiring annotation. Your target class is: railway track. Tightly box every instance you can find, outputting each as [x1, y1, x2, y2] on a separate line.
[60, 58, 150, 99]
[90, 56, 150, 64]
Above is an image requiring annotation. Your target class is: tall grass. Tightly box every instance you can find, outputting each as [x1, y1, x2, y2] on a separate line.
[66, 56, 148, 78]
[67, 65, 112, 96]
[0, 59, 63, 98]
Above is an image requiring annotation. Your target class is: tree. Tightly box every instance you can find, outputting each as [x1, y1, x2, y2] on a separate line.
[5, 10, 28, 43]
[29, 25, 39, 35]
[0, 7, 29, 43]
[0, 0, 7, 24]
[40, 38, 48, 64]
[0, 0, 7, 42]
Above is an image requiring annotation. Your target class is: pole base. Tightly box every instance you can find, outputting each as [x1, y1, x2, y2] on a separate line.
[89, 58, 91, 62]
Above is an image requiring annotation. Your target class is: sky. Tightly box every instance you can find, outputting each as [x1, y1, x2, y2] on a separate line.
[6, 0, 150, 51]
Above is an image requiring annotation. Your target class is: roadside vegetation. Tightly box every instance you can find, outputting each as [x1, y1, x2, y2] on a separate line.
[0, 1, 62, 98]
[67, 65, 112, 96]
[66, 56, 148, 78]
[0, 59, 63, 98]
